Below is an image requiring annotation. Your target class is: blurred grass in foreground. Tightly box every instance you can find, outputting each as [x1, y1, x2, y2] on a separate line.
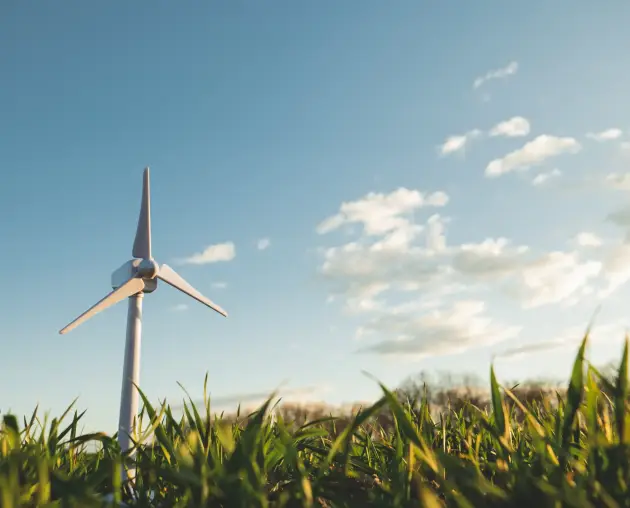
[1, 333, 630, 507]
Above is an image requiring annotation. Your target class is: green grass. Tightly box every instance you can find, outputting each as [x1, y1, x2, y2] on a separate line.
[2, 334, 630, 507]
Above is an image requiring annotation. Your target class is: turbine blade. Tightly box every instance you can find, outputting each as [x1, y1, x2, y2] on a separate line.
[157, 264, 228, 317]
[132, 167, 152, 259]
[59, 277, 146, 334]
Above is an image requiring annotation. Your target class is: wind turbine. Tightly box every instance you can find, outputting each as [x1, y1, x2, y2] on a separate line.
[59, 167, 228, 459]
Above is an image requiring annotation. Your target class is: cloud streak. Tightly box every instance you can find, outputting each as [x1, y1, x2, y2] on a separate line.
[489, 116, 530, 138]
[532, 168, 562, 186]
[438, 116, 532, 160]
[438, 129, 482, 156]
[473, 61, 518, 89]
[587, 128, 623, 141]
[178, 242, 236, 265]
[485, 135, 581, 177]
[257, 238, 271, 250]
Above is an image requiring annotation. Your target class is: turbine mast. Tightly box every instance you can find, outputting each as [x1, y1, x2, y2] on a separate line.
[118, 292, 144, 468]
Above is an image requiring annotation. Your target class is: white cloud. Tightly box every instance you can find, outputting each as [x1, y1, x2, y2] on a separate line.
[323, 233, 600, 313]
[257, 238, 271, 250]
[171, 303, 188, 311]
[452, 238, 530, 279]
[575, 232, 602, 247]
[496, 337, 569, 360]
[587, 128, 623, 141]
[178, 242, 236, 265]
[599, 245, 630, 298]
[452, 241, 600, 308]
[212, 281, 228, 289]
[316, 187, 448, 236]
[438, 117, 531, 157]
[425, 214, 448, 253]
[315, 188, 630, 360]
[515, 251, 601, 308]
[473, 61, 519, 89]
[485, 135, 581, 177]
[319, 190, 603, 310]
[438, 129, 482, 156]
[599, 210, 630, 297]
[489, 116, 531, 138]
[621, 141, 630, 152]
[320, 240, 448, 305]
[357, 300, 520, 359]
[532, 168, 562, 186]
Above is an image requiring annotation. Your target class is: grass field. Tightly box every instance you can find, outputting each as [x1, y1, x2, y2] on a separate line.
[1, 333, 629, 507]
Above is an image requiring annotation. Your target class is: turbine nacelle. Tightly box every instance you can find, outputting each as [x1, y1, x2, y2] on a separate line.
[111, 260, 158, 293]
[138, 258, 159, 279]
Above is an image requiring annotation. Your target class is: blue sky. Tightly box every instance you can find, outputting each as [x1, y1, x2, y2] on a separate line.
[3, 1, 630, 432]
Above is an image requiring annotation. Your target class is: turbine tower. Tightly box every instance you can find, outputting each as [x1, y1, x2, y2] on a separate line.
[59, 167, 227, 459]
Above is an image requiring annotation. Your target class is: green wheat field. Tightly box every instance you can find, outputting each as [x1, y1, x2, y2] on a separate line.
[2, 333, 630, 507]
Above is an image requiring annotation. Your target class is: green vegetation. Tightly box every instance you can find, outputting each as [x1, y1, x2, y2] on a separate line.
[2, 334, 630, 507]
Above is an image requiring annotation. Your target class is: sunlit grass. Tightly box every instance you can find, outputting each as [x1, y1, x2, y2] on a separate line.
[2, 333, 629, 506]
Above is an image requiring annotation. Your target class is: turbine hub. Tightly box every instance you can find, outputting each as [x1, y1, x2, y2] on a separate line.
[136, 259, 159, 279]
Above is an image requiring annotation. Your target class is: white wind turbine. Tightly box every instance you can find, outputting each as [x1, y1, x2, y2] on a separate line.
[59, 167, 228, 459]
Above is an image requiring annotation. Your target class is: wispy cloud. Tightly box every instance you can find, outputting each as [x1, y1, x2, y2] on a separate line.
[317, 187, 609, 359]
[489, 116, 530, 138]
[438, 129, 482, 156]
[257, 238, 271, 251]
[485, 135, 581, 178]
[212, 281, 228, 289]
[575, 232, 602, 248]
[473, 61, 518, 89]
[495, 337, 571, 360]
[177, 242, 236, 265]
[439, 116, 531, 158]
[586, 128, 623, 141]
[356, 300, 520, 360]
[532, 168, 562, 186]
[316, 188, 448, 236]
[171, 303, 188, 312]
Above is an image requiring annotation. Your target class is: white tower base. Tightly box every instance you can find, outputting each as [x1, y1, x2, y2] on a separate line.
[118, 293, 143, 481]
